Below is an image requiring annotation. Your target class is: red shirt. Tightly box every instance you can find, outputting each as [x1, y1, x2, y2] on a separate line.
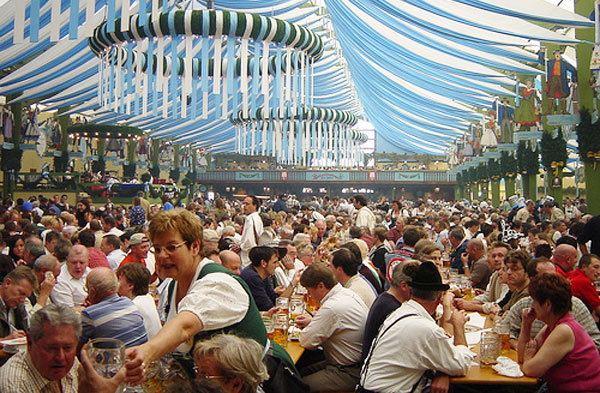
[87, 247, 111, 269]
[118, 253, 146, 269]
[555, 263, 570, 278]
[569, 268, 600, 312]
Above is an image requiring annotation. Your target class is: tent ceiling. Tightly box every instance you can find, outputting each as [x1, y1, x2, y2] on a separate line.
[0, 0, 590, 154]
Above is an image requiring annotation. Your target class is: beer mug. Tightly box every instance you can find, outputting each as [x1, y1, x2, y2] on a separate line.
[479, 331, 501, 368]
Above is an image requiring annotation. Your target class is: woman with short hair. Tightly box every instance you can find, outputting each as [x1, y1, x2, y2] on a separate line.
[193, 334, 268, 393]
[518, 273, 600, 392]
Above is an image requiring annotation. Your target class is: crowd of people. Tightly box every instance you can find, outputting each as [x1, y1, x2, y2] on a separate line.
[0, 190, 599, 393]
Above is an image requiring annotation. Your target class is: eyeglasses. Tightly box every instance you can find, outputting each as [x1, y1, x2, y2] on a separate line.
[154, 241, 187, 255]
[197, 374, 227, 381]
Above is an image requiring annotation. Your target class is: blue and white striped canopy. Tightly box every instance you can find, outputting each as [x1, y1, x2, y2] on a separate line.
[0, 0, 590, 154]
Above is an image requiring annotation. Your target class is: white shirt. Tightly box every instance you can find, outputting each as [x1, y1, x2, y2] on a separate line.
[106, 249, 126, 271]
[51, 264, 90, 308]
[361, 300, 474, 393]
[132, 294, 163, 340]
[344, 274, 375, 308]
[240, 211, 263, 267]
[299, 283, 368, 366]
[355, 206, 376, 232]
[169, 259, 250, 353]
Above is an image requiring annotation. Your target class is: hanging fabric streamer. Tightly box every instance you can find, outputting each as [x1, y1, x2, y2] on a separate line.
[251, 42, 261, 114]
[224, 12, 238, 118]
[116, 45, 123, 112]
[146, 37, 157, 116]
[152, 0, 159, 23]
[85, 0, 95, 37]
[121, 0, 130, 32]
[107, 0, 116, 34]
[126, 45, 133, 115]
[156, 36, 166, 91]
[30, 0, 41, 43]
[285, 47, 292, 101]
[98, 56, 104, 105]
[135, 41, 143, 115]
[240, 13, 254, 118]
[142, 42, 149, 115]
[201, 11, 210, 119]
[168, 10, 179, 118]
[50, 0, 61, 41]
[139, 0, 147, 26]
[213, 11, 224, 95]
[108, 55, 116, 109]
[182, 11, 193, 119]
[69, 0, 80, 39]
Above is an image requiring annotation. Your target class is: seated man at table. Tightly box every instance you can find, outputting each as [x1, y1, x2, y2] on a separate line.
[330, 248, 376, 308]
[568, 253, 600, 319]
[460, 238, 491, 290]
[295, 262, 368, 392]
[498, 249, 532, 313]
[0, 267, 36, 348]
[51, 244, 90, 310]
[455, 241, 510, 313]
[240, 246, 299, 311]
[359, 262, 474, 393]
[502, 257, 600, 351]
[0, 303, 125, 393]
[79, 267, 148, 348]
[362, 260, 420, 361]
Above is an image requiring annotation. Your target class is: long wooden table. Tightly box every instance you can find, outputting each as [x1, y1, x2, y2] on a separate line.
[285, 314, 537, 386]
[285, 341, 305, 364]
[450, 345, 538, 385]
[451, 312, 537, 385]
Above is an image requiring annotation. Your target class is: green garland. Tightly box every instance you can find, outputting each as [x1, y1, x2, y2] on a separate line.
[500, 151, 518, 178]
[477, 163, 488, 182]
[576, 108, 600, 163]
[468, 167, 477, 184]
[169, 168, 180, 183]
[540, 130, 567, 171]
[488, 159, 501, 180]
[517, 141, 540, 175]
[455, 172, 463, 186]
[1, 148, 22, 172]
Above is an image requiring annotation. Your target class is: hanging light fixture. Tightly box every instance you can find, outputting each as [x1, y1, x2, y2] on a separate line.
[88, 9, 324, 122]
[230, 105, 366, 167]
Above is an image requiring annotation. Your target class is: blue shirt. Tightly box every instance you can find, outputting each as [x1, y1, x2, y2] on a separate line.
[240, 266, 278, 311]
[80, 294, 148, 348]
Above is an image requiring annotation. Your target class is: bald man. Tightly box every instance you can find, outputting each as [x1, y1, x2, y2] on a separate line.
[26, 255, 61, 318]
[553, 244, 578, 277]
[79, 267, 147, 348]
[461, 239, 491, 289]
[51, 244, 91, 309]
[219, 250, 242, 275]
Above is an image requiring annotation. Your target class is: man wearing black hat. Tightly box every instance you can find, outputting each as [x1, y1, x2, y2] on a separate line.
[359, 262, 474, 393]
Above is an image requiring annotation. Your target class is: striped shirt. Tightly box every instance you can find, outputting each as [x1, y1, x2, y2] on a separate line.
[0, 350, 78, 393]
[80, 294, 148, 348]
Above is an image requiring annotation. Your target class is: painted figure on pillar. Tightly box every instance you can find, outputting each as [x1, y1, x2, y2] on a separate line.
[22, 106, 40, 143]
[496, 99, 515, 144]
[480, 111, 499, 150]
[51, 118, 62, 149]
[515, 79, 540, 130]
[544, 49, 577, 115]
[460, 134, 473, 158]
[1, 105, 14, 143]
